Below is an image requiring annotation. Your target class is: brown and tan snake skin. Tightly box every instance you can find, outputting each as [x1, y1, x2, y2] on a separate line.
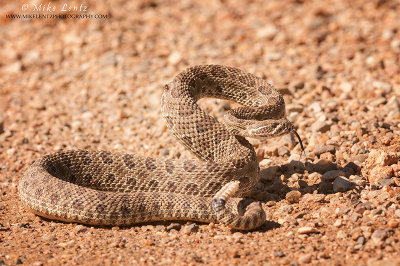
[18, 65, 298, 230]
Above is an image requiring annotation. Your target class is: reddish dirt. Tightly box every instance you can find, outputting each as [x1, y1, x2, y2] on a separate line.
[1, 0, 400, 265]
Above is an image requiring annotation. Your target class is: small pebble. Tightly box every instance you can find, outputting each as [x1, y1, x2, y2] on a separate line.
[318, 181, 333, 194]
[314, 144, 336, 156]
[371, 229, 389, 245]
[308, 102, 322, 113]
[298, 227, 318, 234]
[257, 25, 278, 39]
[260, 166, 280, 181]
[168, 51, 182, 65]
[288, 153, 301, 162]
[378, 178, 393, 187]
[372, 81, 392, 94]
[321, 170, 345, 182]
[340, 82, 353, 94]
[182, 223, 199, 234]
[143, 239, 155, 246]
[388, 219, 399, 228]
[302, 193, 325, 203]
[333, 177, 354, 192]
[298, 254, 312, 264]
[273, 251, 285, 257]
[311, 121, 331, 133]
[278, 146, 290, 157]
[74, 225, 87, 233]
[357, 236, 366, 245]
[349, 212, 361, 222]
[286, 190, 301, 204]
[279, 205, 294, 214]
[337, 230, 347, 239]
[166, 223, 181, 232]
[333, 219, 342, 227]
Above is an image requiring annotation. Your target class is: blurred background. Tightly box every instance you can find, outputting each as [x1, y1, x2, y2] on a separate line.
[0, 0, 399, 265]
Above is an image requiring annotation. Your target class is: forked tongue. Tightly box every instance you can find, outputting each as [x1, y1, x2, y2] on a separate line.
[290, 129, 307, 158]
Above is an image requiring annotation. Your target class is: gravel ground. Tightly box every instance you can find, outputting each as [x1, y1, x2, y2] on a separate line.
[1, 0, 400, 265]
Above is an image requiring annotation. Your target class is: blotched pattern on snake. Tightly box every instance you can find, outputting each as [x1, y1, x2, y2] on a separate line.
[19, 65, 302, 230]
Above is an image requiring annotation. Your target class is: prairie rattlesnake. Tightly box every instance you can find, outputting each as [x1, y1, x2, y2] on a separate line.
[19, 65, 302, 230]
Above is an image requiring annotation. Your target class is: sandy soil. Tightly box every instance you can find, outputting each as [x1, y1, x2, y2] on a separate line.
[1, 0, 400, 265]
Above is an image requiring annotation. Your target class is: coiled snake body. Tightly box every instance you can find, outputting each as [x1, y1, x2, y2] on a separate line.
[19, 65, 298, 230]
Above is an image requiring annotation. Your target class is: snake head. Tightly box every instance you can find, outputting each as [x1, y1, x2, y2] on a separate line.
[237, 118, 305, 154]
[245, 118, 294, 139]
[223, 111, 294, 140]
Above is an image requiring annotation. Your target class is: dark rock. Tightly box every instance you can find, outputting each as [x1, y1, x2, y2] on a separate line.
[314, 144, 336, 156]
[333, 177, 354, 192]
[318, 182, 333, 194]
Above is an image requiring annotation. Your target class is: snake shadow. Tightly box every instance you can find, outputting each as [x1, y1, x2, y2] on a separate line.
[244, 159, 362, 233]
[270, 159, 361, 195]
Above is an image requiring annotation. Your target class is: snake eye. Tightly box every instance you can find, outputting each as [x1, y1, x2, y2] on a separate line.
[271, 122, 278, 128]
[164, 84, 169, 90]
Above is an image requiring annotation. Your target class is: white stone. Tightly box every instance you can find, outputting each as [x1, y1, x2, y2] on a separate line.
[308, 102, 322, 113]
[372, 80, 392, 93]
[298, 227, 318, 234]
[168, 51, 181, 65]
[257, 25, 278, 39]
[340, 82, 352, 93]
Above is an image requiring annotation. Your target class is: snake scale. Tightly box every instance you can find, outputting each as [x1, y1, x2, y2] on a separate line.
[19, 65, 301, 230]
